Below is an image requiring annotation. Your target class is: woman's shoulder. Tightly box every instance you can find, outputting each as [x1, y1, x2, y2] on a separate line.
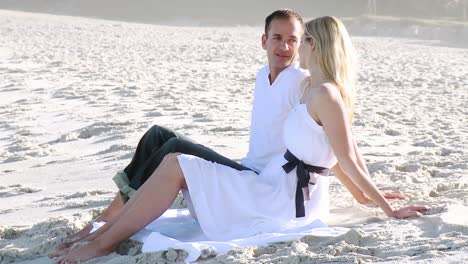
[317, 83, 341, 99]
[306, 82, 342, 109]
[302, 82, 342, 125]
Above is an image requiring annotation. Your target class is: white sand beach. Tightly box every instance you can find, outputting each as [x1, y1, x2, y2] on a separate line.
[0, 7, 467, 264]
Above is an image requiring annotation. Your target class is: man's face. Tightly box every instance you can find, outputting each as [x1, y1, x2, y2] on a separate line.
[262, 18, 303, 72]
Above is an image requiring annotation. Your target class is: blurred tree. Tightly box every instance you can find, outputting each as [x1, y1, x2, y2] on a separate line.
[464, 0, 468, 20]
[366, 0, 377, 15]
[442, 0, 468, 20]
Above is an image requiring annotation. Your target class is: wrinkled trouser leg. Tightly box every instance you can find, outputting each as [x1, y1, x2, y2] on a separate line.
[113, 125, 250, 202]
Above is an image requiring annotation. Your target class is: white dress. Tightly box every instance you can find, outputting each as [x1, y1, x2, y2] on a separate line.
[177, 104, 337, 241]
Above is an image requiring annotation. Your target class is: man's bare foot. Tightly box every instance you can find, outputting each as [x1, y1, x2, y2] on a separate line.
[56, 240, 115, 264]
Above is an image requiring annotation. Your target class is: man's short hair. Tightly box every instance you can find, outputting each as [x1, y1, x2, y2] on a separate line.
[264, 9, 303, 36]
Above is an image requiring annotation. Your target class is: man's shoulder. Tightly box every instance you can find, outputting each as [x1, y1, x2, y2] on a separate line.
[277, 65, 308, 91]
[255, 64, 308, 82]
[256, 65, 269, 77]
[287, 64, 309, 79]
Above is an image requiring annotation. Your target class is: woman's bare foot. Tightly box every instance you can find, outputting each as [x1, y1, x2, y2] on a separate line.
[48, 223, 95, 258]
[56, 240, 115, 264]
[50, 192, 125, 259]
[48, 247, 70, 259]
[63, 223, 94, 243]
[54, 223, 93, 249]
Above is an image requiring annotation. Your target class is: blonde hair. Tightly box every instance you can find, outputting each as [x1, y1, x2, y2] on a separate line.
[304, 16, 357, 123]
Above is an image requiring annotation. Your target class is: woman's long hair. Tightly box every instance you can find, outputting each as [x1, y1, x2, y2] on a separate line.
[304, 16, 357, 123]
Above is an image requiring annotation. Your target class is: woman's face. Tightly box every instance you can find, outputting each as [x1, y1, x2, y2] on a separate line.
[298, 35, 312, 70]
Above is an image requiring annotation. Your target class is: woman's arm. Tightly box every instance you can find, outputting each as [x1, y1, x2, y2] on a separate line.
[334, 140, 406, 205]
[332, 163, 367, 203]
[309, 84, 427, 218]
[333, 138, 371, 203]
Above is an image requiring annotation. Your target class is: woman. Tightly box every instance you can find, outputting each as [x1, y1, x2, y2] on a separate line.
[55, 16, 429, 263]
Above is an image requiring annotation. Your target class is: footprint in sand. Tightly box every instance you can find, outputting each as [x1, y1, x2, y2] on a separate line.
[418, 205, 468, 238]
[395, 163, 423, 173]
[145, 111, 163, 117]
[412, 139, 438, 148]
[433, 161, 456, 168]
[436, 182, 467, 192]
[367, 161, 392, 174]
[384, 129, 402, 136]
[32, 190, 114, 209]
[93, 144, 134, 156]
[193, 117, 214, 123]
[208, 126, 239, 132]
[437, 147, 463, 157]
[51, 121, 133, 144]
[0, 184, 42, 198]
[0, 227, 26, 240]
[2, 155, 28, 163]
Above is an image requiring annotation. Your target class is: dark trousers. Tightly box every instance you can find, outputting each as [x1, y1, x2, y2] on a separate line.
[124, 125, 251, 192]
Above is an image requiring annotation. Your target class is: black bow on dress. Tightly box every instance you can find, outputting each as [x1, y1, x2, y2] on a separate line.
[282, 149, 330, 217]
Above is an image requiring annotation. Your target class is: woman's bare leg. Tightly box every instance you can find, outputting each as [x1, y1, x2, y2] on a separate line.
[57, 154, 187, 264]
[51, 191, 142, 259]
[64, 160, 174, 246]
[74, 192, 124, 239]
[53, 179, 159, 263]
[68, 188, 145, 245]
[52, 170, 167, 260]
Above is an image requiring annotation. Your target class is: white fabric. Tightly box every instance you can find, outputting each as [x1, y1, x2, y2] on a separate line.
[284, 104, 337, 169]
[92, 209, 349, 263]
[177, 103, 337, 242]
[240, 63, 308, 172]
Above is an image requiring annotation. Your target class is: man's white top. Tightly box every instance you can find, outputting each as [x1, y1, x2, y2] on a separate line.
[241, 63, 309, 172]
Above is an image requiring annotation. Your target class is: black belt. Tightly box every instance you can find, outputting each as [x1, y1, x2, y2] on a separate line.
[282, 149, 330, 217]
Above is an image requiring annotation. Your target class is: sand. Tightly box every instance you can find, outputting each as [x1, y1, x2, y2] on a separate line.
[0, 9, 467, 264]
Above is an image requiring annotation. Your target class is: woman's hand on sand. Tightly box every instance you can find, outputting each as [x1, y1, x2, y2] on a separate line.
[359, 191, 430, 218]
[360, 190, 406, 206]
[391, 205, 430, 219]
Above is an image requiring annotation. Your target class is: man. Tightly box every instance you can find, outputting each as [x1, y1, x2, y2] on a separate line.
[53, 9, 306, 248]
